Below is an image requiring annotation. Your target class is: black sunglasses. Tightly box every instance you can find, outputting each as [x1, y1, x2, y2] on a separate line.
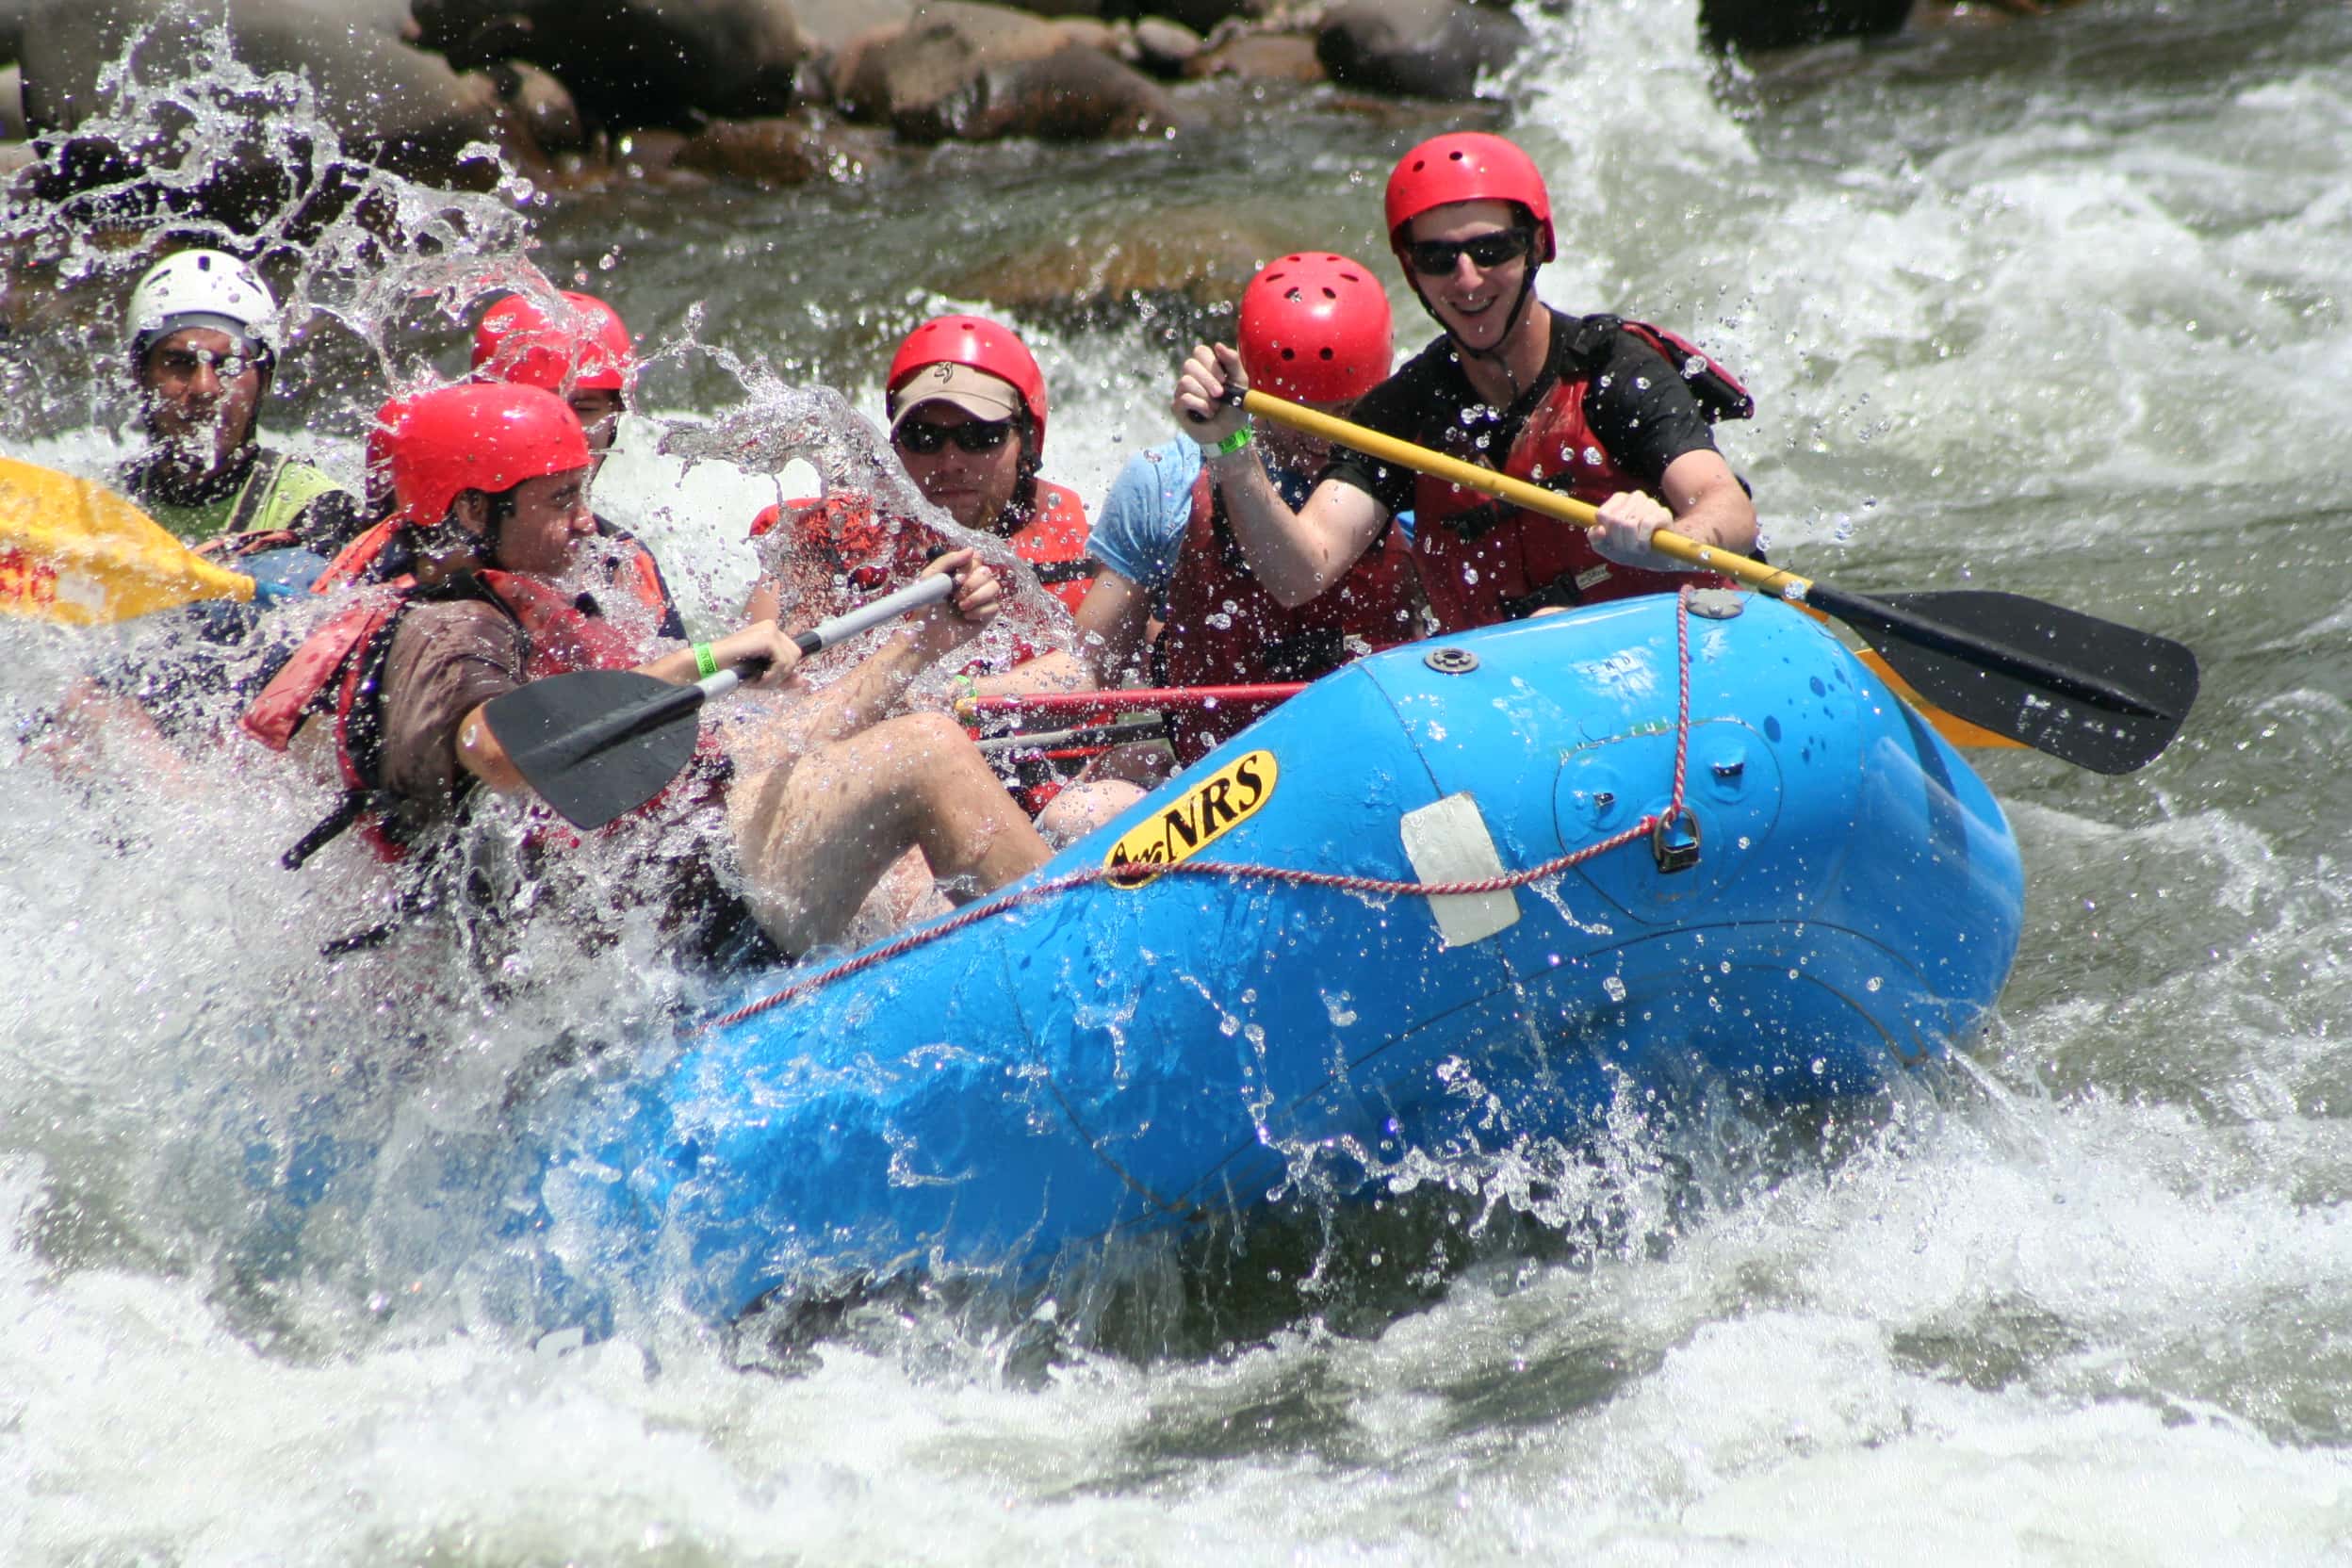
[1405, 228, 1531, 278]
[894, 417, 1015, 455]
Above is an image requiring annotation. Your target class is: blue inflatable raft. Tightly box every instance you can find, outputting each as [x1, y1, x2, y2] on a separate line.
[545, 589, 2025, 1321]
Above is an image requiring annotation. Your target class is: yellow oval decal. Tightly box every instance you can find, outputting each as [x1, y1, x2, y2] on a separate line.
[1103, 748, 1280, 889]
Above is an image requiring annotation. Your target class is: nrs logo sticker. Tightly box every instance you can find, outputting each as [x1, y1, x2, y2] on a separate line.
[1104, 748, 1279, 889]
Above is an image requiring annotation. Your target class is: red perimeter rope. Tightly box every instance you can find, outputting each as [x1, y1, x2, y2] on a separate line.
[698, 591, 1699, 1036]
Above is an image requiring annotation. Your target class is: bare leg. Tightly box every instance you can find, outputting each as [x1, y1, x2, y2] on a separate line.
[731, 710, 1051, 956]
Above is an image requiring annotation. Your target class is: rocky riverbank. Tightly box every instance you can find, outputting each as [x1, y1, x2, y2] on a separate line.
[0, 0, 2078, 203]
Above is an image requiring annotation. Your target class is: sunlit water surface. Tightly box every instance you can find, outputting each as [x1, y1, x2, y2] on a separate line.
[5, 0, 2352, 1560]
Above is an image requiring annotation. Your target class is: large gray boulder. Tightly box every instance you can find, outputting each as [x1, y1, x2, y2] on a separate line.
[1315, 0, 1528, 101]
[410, 0, 811, 131]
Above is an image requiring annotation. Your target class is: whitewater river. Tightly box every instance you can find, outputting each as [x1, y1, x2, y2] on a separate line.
[5, 0, 2351, 1560]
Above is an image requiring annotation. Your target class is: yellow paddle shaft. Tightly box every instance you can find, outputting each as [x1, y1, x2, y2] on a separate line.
[1237, 390, 2022, 753]
[1239, 389, 1818, 599]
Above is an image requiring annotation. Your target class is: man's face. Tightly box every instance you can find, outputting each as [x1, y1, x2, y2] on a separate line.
[566, 388, 625, 456]
[892, 403, 1025, 534]
[1403, 199, 1536, 356]
[140, 326, 264, 473]
[482, 467, 596, 578]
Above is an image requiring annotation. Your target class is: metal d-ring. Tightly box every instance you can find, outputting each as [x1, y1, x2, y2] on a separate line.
[1650, 806, 1702, 874]
[1424, 646, 1479, 675]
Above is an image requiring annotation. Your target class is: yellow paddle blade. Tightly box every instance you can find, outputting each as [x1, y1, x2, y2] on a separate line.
[0, 456, 255, 626]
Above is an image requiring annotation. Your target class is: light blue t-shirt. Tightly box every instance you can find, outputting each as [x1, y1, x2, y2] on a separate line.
[1090, 439, 1348, 596]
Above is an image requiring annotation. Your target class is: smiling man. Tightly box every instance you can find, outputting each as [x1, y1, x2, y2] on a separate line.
[1172, 132, 1758, 634]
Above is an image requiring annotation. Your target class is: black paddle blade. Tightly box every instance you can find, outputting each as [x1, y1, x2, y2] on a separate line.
[1812, 584, 2200, 775]
[482, 668, 708, 830]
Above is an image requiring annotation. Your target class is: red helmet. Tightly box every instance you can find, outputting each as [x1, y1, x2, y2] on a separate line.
[383, 384, 593, 530]
[471, 289, 637, 396]
[1383, 132, 1556, 264]
[1237, 253, 1394, 404]
[885, 315, 1049, 453]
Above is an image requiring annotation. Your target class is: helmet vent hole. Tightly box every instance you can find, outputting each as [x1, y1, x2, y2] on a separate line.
[1281, 349, 1296, 360]
[1447, 150, 1465, 161]
[1321, 286, 1336, 299]
[1318, 349, 1334, 360]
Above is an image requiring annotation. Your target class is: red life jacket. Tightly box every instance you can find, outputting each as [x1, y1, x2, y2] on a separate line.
[242, 569, 672, 866]
[1412, 318, 1746, 634]
[755, 482, 1093, 615]
[1158, 466, 1415, 765]
[752, 493, 942, 596]
[1012, 480, 1094, 616]
[316, 515, 682, 639]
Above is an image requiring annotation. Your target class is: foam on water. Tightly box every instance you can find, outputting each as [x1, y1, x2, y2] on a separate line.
[8, 1, 2352, 1561]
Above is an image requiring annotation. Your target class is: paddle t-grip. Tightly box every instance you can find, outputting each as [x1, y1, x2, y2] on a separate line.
[1184, 381, 1250, 425]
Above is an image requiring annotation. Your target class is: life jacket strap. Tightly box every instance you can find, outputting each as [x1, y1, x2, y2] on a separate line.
[282, 789, 373, 870]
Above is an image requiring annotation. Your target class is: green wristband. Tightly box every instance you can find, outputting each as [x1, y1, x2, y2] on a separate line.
[1212, 425, 1253, 456]
[693, 642, 719, 678]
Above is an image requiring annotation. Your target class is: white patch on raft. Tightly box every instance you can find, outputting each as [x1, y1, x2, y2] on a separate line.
[1399, 792, 1521, 948]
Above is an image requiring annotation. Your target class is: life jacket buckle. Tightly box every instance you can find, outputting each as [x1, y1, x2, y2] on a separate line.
[1650, 807, 1702, 874]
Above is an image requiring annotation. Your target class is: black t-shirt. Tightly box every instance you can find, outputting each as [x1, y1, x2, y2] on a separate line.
[1319, 308, 1723, 519]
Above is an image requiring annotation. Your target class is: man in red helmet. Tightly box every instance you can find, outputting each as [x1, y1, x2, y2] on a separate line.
[750, 314, 1093, 631]
[1034, 253, 1417, 792]
[471, 287, 637, 457]
[245, 383, 1052, 965]
[1175, 132, 1757, 635]
[976, 253, 1419, 840]
[316, 289, 686, 642]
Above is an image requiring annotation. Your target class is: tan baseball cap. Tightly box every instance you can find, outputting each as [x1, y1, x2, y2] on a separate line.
[888, 362, 1026, 432]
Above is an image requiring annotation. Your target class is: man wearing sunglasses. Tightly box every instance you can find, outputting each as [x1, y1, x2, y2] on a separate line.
[119, 248, 362, 567]
[1173, 131, 1757, 636]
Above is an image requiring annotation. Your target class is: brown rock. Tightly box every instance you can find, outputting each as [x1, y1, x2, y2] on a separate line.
[0, 63, 23, 142]
[677, 114, 886, 185]
[947, 208, 1288, 313]
[498, 59, 584, 155]
[1184, 31, 1324, 83]
[795, 0, 915, 57]
[1131, 17, 1206, 77]
[1051, 17, 1120, 54]
[841, 4, 1182, 143]
[837, 1, 1066, 124]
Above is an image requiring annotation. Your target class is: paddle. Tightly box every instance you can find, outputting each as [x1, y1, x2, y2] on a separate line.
[483, 573, 956, 830]
[1229, 388, 2198, 775]
[0, 456, 255, 625]
[974, 713, 1168, 759]
[955, 683, 1306, 727]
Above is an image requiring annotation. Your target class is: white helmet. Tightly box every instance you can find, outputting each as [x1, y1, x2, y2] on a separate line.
[124, 249, 279, 360]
